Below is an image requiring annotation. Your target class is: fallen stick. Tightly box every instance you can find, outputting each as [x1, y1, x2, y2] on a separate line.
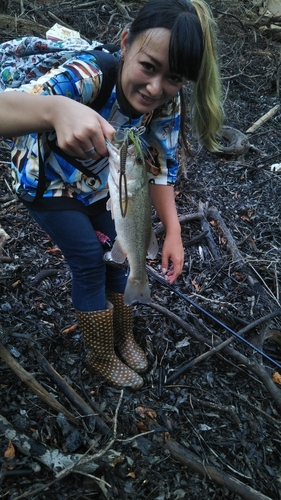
[165, 336, 235, 384]
[165, 438, 274, 500]
[207, 206, 271, 301]
[0, 343, 78, 425]
[0, 392, 124, 480]
[146, 300, 281, 409]
[199, 201, 222, 263]
[0, 413, 99, 476]
[0, 223, 10, 262]
[246, 104, 280, 134]
[154, 211, 203, 236]
[207, 206, 244, 264]
[166, 308, 281, 384]
[34, 349, 111, 435]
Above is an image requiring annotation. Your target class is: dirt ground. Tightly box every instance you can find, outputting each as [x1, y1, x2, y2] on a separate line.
[1, 1, 281, 499]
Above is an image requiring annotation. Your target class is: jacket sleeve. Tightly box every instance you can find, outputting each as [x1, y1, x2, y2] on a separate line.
[142, 93, 181, 186]
[6, 53, 102, 105]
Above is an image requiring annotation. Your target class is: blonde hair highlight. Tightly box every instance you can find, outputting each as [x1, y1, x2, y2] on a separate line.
[190, 0, 223, 151]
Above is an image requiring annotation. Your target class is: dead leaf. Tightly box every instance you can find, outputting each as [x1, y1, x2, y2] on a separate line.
[11, 280, 21, 288]
[209, 219, 217, 227]
[62, 324, 78, 335]
[234, 272, 245, 280]
[272, 372, 281, 386]
[127, 471, 136, 478]
[220, 237, 227, 246]
[136, 421, 148, 432]
[135, 406, 157, 419]
[4, 440, 15, 459]
[191, 280, 200, 293]
[265, 330, 281, 346]
[45, 247, 62, 255]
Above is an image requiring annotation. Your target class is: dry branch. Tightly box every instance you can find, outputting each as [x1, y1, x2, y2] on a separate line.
[165, 438, 274, 500]
[0, 14, 48, 36]
[0, 343, 78, 425]
[207, 206, 244, 263]
[34, 349, 111, 435]
[146, 300, 281, 409]
[0, 413, 103, 476]
[246, 104, 280, 134]
[199, 200, 222, 263]
[0, 223, 10, 262]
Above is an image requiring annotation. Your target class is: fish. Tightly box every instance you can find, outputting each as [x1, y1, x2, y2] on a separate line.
[106, 127, 158, 305]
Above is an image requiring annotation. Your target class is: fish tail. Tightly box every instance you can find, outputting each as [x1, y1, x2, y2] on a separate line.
[124, 277, 151, 305]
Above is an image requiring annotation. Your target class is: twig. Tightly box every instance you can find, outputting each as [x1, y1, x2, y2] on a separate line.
[199, 201, 222, 263]
[146, 301, 281, 408]
[0, 343, 78, 425]
[165, 309, 281, 384]
[166, 337, 235, 384]
[154, 211, 202, 236]
[187, 395, 242, 426]
[34, 349, 111, 435]
[246, 104, 280, 134]
[207, 206, 244, 264]
[165, 438, 274, 500]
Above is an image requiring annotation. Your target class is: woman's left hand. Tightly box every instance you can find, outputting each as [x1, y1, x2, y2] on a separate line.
[161, 231, 184, 284]
[149, 184, 185, 284]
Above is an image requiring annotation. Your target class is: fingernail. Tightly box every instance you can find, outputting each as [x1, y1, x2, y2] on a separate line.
[162, 268, 167, 275]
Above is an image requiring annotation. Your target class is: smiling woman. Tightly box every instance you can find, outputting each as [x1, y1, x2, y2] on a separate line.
[120, 29, 184, 115]
[0, 0, 223, 389]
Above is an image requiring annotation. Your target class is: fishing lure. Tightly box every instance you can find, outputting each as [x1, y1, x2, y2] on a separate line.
[109, 126, 146, 217]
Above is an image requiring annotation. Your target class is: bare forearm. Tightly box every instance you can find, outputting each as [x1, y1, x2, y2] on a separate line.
[150, 183, 184, 282]
[150, 184, 181, 236]
[0, 92, 60, 137]
[0, 91, 115, 157]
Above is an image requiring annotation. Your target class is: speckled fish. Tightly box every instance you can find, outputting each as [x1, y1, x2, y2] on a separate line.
[106, 127, 158, 305]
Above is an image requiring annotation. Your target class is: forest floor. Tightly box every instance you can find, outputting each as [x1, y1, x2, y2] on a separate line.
[1, 1, 281, 499]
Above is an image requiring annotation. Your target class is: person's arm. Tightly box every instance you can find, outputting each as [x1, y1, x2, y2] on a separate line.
[0, 91, 114, 158]
[149, 183, 184, 284]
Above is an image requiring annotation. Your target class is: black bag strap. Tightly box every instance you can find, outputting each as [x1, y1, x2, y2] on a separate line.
[86, 44, 119, 111]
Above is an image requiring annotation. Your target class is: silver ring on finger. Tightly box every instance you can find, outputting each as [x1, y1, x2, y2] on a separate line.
[84, 146, 95, 156]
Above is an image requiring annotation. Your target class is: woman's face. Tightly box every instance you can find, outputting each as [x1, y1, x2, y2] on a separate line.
[120, 28, 184, 115]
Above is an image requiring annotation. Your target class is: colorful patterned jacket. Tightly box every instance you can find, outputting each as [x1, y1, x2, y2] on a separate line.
[1, 37, 181, 210]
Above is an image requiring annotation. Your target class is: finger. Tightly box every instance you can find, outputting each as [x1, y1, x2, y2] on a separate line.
[92, 116, 116, 155]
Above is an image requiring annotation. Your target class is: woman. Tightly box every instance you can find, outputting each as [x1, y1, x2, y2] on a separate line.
[0, 0, 222, 389]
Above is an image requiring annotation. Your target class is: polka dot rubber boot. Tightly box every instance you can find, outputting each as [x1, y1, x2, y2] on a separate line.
[107, 292, 148, 373]
[76, 302, 143, 389]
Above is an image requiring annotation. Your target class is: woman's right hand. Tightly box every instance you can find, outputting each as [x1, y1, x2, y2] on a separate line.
[50, 96, 115, 158]
[0, 92, 115, 158]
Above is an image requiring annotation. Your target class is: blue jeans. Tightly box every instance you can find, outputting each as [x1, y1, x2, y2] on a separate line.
[27, 208, 127, 312]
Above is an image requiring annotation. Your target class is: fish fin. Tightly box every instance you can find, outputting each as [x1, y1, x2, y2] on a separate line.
[124, 276, 151, 305]
[147, 229, 158, 259]
[111, 238, 127, 264]
[106, 198, 114, 219]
